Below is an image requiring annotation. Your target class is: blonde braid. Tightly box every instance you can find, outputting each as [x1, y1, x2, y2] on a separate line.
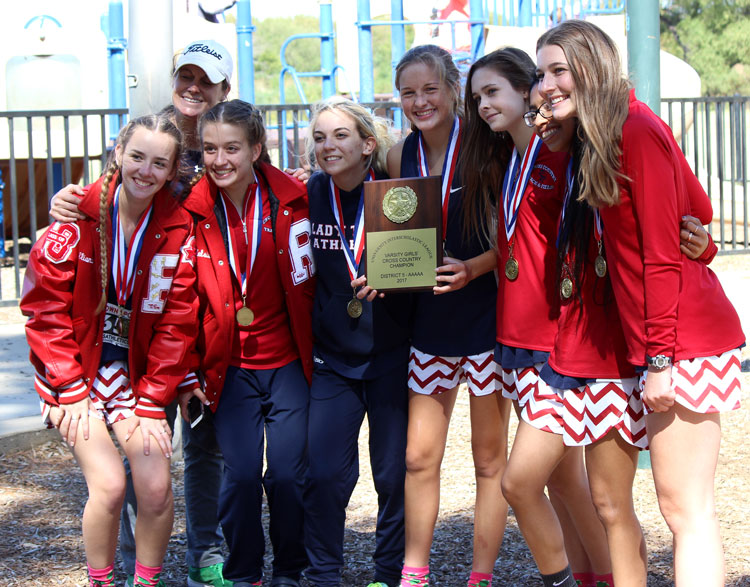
[95, 164, 117, 314]
[187, 168, 206, 190]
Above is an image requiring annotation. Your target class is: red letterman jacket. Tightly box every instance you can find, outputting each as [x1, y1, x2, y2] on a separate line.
[182, 161, 315, 411]
[21, 174, 198, 419]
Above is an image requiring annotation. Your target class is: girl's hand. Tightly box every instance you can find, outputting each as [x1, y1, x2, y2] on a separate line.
[642, 367, 675, 413]
[58, 398, 91, 447]
[433, 256, 469, 294]
[132, 416, 173, 459]
[178, 387, 209, 423]
[679, 215, 708, 259]
[352, 275, 384, 301]
[284, 167, 311, 185]
[49, 185, 85, 223]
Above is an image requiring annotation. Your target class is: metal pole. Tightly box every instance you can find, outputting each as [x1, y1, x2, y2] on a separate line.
[469, 0, 485, 60]
[106, 0, 127, 140]
[127, 0, 173, 118]
[320, 0, 336, 98]
[519, 0, 532, 27]
[391, 0, 405, 94]
[237, 0, 255, 103]
[357, 0, 374, 103]
[626, 0, 660, 112]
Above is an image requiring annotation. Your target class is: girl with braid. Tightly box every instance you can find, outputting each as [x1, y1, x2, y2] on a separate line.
[21, 113, 198, 587]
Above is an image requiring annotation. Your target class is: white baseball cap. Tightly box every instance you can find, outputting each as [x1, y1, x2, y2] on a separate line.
[175, 40, 233, 84]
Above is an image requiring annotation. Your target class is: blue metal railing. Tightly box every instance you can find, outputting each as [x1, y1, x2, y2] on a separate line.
[485, 0, 625, 27]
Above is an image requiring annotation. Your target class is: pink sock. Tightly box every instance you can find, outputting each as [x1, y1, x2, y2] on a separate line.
[88, 563, 115, 587]
[401, 565, 430, 586]
[468, 570, 492, 586]
[134, 561, 163, 586]
[595, 573, 614, 587]
[573, 572, 594, 586]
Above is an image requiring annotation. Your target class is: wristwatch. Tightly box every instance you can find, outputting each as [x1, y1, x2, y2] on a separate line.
[646, 354, 672, 369]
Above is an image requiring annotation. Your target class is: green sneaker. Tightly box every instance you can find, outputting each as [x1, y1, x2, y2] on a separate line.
[367, 583, 390, 587]
[188, 563, 233, 587]
[124, 576, 134, 587]
[133, 575, 165, 587]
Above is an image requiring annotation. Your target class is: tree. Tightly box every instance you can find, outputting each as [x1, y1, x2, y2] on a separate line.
[660, 0, 750, 95]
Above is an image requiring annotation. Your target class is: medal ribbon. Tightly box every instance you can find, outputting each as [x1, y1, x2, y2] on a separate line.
[416, 115, 461, 237]
[593, 207, 603, 245]
[556, 158, 575, 250]
[328, 169, 375, 281]
[502, 133, 543, 244]
[220, 183, 263, 299]
[111, 185, 153, 305]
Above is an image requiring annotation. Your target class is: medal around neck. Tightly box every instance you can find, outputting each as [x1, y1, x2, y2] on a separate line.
[594, 254, 607, 278]
[347, 297, 363, 318]
[560, 277, 573, 300]
[505, 252, 519, 281]
[236, 305, 254, 326]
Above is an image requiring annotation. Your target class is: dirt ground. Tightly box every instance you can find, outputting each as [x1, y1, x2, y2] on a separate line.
[1, 378, 749, 587]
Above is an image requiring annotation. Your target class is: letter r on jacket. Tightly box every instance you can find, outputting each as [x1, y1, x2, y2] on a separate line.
[289, 219, 316, 285]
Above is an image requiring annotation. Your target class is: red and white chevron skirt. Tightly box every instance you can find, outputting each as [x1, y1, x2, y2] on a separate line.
[501, 363, 545, 407]
[89, 360, 136, 423]
[520, 376, 648, 449]
[408, 348, 502, 397]
[639, 348, 742, 414]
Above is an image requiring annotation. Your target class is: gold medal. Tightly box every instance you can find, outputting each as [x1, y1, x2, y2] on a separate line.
[505, 257, 519, 281]
[594, 255, 607, 278]
[560, 277, 573, 300]
[236, 306, 254, 326]
[347, 297, 363, 319]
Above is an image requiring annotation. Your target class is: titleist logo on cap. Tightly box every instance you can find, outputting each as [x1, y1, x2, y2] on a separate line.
[184, 44, 223, 60]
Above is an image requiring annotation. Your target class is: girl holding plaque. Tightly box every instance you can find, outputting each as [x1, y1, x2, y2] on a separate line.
[21, 113, 198, 587]
[179, 99, 314, 586]
[303, 96, 411, 587]
[461, 48, 617, 587]
[536, 20, 744, 585]
[384, 44, 507, 587]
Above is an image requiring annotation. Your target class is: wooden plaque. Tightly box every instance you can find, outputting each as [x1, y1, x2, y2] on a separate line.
[363, 176, 443, 292]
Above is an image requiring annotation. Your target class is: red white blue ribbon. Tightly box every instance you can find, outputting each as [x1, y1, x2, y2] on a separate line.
[416, 115, 461, 237]
[220, 183, 263, 298]
[112, 185, 153, 305]
[328, 169, 375, 280]
[556, 158, 575, 249]
[502, 133, 542, 243]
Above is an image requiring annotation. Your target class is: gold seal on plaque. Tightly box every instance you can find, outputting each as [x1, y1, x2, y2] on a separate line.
[382, 186, 418, 223]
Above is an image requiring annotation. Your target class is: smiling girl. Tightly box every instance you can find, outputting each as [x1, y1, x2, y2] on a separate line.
[179, 99, 315, 586]
[380, 44, 508, 587]
[22, 113, 198, 587]
[461, 48, 616, 587]
[536, 21, 744, 586]
[303, 96, 410, 587]
[49, 39, 235, 587]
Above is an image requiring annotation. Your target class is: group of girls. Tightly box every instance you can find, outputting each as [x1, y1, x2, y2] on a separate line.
[23, 20, 743, 587]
